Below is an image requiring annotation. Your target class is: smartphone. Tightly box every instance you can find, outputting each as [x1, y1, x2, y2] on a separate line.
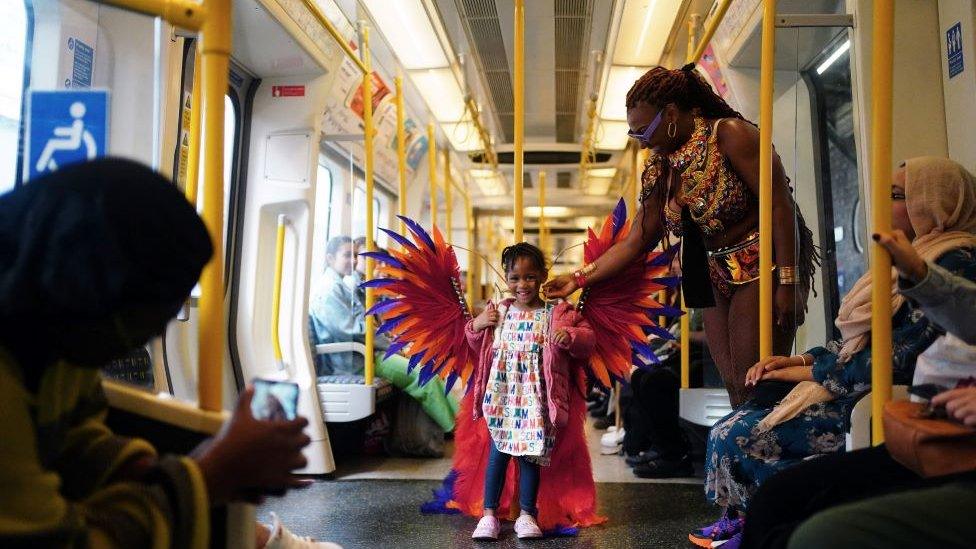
[908, 383, 949, 402]
[251, 378, 300, 421]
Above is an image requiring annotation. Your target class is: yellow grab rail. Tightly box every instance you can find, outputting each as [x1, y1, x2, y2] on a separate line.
[428, 122, 438, 228]
[757, 0, 776, 360]
[185, 46, 202, 204]
[99, 0, 205, 30]
[362, 25, 376, 387]
[870, 2, 895, 445]
[271, 215, 287, 369]
[298, 0, 367, 75]
[513, 0, 525, 242]
[444, 149, 453, 236]
[197, 0, 232, 412]
[691, 0, 733, 63]
[396, 76, 407, 233]
[98, 0, 226, 415]
[464, 190, 476, 307]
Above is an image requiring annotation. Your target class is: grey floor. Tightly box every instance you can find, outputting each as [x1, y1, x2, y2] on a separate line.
[258, 417, 717, 548]
[259, 479, 715, 549]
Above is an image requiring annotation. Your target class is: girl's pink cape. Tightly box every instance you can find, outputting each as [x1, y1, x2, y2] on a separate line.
[422, 371, 606, 535]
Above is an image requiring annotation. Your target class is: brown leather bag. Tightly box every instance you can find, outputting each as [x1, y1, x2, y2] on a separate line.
[883, 400, 976, 478]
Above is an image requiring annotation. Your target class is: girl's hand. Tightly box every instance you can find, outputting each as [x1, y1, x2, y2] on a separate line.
[551, 329, 571, 347]
[542, 274, 578, 299]
[874, 230, 927, 283]
[774, 285, 806, 328]
[472, 301, 500, 331]
[932, 387, 976, 427]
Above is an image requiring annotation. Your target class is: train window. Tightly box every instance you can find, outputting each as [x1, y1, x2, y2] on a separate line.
[189, 93, 237, 298]
[807, 35, 863, 325]
[0, 1, 28, 194]
[352, 181, 390, 248]
[196, 94, 237, 248]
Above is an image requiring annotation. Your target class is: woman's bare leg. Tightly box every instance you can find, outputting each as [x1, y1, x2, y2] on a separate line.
[726, 282, 796, 405]
[702, 289, 736, 403]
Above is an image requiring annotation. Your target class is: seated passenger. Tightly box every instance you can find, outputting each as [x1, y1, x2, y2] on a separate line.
[740, 159, 976, 549]
[692, 157, 976, 549]
[0, 159, 332, 548]
[310, 236, 373, 376]
[309, 237, 458, 434]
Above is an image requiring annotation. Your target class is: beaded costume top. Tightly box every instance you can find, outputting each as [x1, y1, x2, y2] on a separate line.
[639, 114, 755, 238]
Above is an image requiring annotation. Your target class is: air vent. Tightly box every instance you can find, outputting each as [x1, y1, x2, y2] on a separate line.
[554, 0, 593, 143]
[457, 0, 513, 142]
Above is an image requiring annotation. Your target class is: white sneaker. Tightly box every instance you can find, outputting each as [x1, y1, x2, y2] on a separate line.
[264, 512, 343, 549]
[601, 428, 625, 447]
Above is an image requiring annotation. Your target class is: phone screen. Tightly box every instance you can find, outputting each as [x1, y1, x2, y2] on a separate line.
[251, 379, 299, 421]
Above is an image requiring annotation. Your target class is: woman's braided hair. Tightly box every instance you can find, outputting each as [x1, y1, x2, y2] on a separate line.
[625, 64, 751, 123]
[501, 242, 547, 274]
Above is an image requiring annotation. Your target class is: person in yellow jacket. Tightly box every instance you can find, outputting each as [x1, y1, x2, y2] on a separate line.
[0, 159, 317, 548]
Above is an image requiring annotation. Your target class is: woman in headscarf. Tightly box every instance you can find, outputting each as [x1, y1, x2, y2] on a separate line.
[690, 157, 976, 549]
[0, 159, 315, 548]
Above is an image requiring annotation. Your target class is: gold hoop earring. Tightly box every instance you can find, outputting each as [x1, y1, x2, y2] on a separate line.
[667, 122, 677, 139]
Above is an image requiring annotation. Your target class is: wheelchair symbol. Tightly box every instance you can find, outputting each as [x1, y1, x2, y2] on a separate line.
[35, 101, 98, 174]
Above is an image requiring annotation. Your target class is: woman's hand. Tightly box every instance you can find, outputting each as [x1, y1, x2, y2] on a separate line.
[472, 302, 500, 331]
[774, 285, 806, 328]
[746, 354, 814, 386]
[195, 387, 312, 504]
[874, 230, 927, 283]
[542, 274, 578, 299]
[551, 328, 571, 347]
[932, 387, 976, 427]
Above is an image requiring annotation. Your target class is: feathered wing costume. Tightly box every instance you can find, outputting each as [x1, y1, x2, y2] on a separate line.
[363, 201, 680, 534]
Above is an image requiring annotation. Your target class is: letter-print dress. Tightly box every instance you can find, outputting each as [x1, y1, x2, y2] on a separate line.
[481, 306, 556, 465]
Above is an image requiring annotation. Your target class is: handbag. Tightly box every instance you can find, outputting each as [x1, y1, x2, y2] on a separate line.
[883, 399, 976, 478]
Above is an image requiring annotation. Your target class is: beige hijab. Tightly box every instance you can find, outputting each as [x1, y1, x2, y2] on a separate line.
[834, 156, 976, 363]
[759, 157, 976, 432]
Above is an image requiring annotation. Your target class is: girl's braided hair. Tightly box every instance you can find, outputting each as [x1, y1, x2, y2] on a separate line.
[501, 242, 547, 274]
[625, 64, 751, 123]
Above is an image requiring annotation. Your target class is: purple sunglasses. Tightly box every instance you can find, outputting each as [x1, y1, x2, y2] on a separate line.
[627, 110, 663, 147]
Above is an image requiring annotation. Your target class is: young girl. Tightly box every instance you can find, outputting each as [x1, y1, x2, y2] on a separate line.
[464, 243, 596, 540]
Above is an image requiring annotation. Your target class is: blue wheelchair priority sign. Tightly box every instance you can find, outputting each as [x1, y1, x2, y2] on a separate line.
[25, 89, 109, 182]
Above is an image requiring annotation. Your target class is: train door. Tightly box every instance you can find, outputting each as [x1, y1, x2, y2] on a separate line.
[162, 38, 253, 408]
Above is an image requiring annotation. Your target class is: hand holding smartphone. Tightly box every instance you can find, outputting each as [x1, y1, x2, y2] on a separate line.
[251, 378, 300, 421]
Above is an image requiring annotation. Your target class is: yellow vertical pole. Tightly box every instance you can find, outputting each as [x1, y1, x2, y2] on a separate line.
[185, 46, 202, 204]
[870, 2, 894, 445]
[444, 149, 452, 238]
[538, 171, 548, 257]
[362, 25, 376, 387]
[513, 0, 525, 242]
[197, 0, 231, 412]
[757, 0, 776, 360]
[428, 122, 438, 228]
[271, 215, 286, 369]
[396, 75, 407, 234]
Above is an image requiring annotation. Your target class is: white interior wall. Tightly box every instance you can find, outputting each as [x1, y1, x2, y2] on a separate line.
[849, 0, 948, 200]
[938, 0, 976, 172]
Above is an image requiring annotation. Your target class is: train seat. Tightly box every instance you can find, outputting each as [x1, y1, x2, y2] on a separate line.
[314, 342, 393, 423]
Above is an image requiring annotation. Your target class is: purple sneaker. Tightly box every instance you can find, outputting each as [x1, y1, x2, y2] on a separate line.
[711, 531, 743, 548]
[688, 513, 743, 547]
